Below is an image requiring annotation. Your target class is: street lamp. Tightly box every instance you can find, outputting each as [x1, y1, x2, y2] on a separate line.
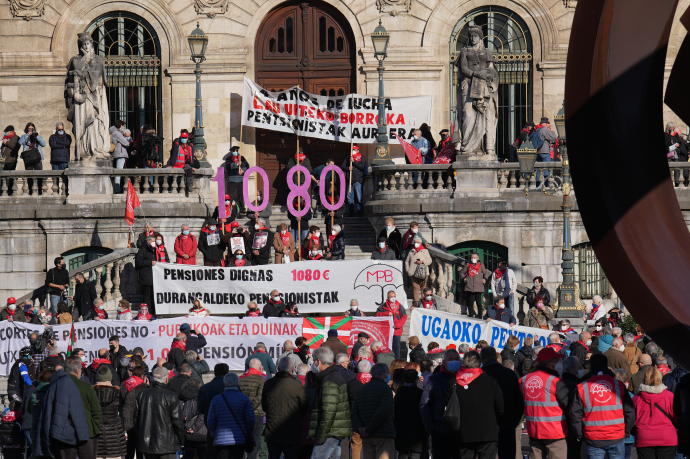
[188, 23, 208, 164]
[517, 138, 537, 195]
[371, 19, 392, 164]
[554, 103, 578, 317]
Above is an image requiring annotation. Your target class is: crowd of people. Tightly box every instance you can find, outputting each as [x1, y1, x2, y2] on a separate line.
[3, 311, 690, 459]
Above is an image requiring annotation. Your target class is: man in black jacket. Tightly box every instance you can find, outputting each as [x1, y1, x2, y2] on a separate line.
[481, 347, 524, 459]
[249, 217, 273, 265]
[198, 363, 229, 417]
[72, 273, 97, 321]
[352, 363, 395, 458]
[49, 122, 72, 170]
[46, 256, 69, 315]
[134, 367, 184, 458]
[263, 290, 284, 318]
[180, 323, 207, 352]
[343, 145, 368, 216]
[135, 236, 157, 315]
[377, 217, 403, 259]
[198, 219, 226, 267]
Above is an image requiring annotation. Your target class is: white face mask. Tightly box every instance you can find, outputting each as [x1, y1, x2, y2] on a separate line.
[378, 242, 386, 249]
[149, 242, 156, 248]
[255, 224, 260, 230]
[386, 225, 394, 231]
[414, 242, 421, 248]
[497, 303, 505, 309]
[8, 305, 16, 311]
[618, 345, 625, 352]
[595, 325, 602, 331]
[471, 258, 479, 263]
[411, 228, 418, 234]
[331, 230, 336, 235]
[586, 339, 592, 346]
[225, 200, 230, 206]
[425, 295, 433, 301]
[156, 240, 163, 246]
[388, 296, 396, 302]
[80, 355, 87, 363]
[351, 305, 358, 310]
[314, 232, 321, 238]
[209, 225, 216, 231]
[280, 230, 287, 234]
[561, 325, 569, 331]
[273, 295, 281, 302]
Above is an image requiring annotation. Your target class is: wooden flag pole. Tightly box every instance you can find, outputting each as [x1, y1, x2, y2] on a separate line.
[296, 135, 301, 261]
[348, 106, 354, 194]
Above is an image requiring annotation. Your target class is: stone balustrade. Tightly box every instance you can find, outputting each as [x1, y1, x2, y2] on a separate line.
[426, 245, 464, 303]
[669, 163, 690, 188]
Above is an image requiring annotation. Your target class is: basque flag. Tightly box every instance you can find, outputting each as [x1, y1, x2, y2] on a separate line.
[302, 316, 352, 347]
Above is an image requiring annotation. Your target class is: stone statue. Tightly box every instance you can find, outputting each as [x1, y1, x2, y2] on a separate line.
[65, 32, 110, 162]
[459, 26, 499, 158]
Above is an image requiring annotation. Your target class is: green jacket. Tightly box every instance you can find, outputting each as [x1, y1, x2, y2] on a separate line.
[70, 375, 102, 438]
[308, 365, 352, 443]
[239, 372, 265, 416]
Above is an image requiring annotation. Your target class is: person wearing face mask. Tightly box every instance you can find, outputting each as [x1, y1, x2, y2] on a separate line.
[249, 217, 273, 265]
[603, 337, 632, 374]
[405, 236, 432, 303]
[401, 221, 427, 259]
[371, 236, 396, 260]
[557, 319, 577, 335]
[347, 299, 362, 317]
[188, 299, 210, 317]
[591, 319, 606, 337]
[491, 260, 517, 313]
[49, 121, 72, 171]
[109, 120, 130, 193]
[273, 223, 296, 264]
[135, 236, 158, 315]
[1, 297, 26, 322]
[409, 128, 430, 187]
[134, 304, 153, 321]
[166, 129, 200, 193]
[173, 224, 198, 265]
[46, 256, 70, 315]
[212, 194, 241, 226]
[526, 276, 552, 309]
[342, 145, 368, 216]
[222, 146, 250, 212]
[135, 222, 162, 249]
[570, 331, 593, 363]
[377, 217, 402, 259]
[244, 301, 262, 318]
[585, 295, 608, 325]
[419, 287, 439, 310]
[528, 299, 555, 330]
[108, 335, 128, 377]
[325, 224, 345, 260]
[153, 235, 169, 263]
[376, 291, 408, 358]
[231, 249, 247, 267]
[322, 192, 345, 236]
[198, 218, 227, 267]
[72, 272, 97, 322]
[304, 225, 325, 261]
[262, 289, 284, 318]
[484, 298, 517, 325]
[460, 253, 492, 318]
[116, 299, 132, 321]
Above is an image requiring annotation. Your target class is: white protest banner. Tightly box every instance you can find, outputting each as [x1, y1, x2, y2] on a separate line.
[153, 260, 406, 315]
[0, 315, 393, 376]
[409, 308, 552, 351]
[241, 77, 431, 144]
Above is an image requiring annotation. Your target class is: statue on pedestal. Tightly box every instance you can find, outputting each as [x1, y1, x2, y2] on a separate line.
[65, 33, 110, 162]
[459, 26, 499, 158]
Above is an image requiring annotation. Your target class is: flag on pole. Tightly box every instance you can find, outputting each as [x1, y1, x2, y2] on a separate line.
[302, 316, 352, 347]
[124, 180, 141, 227]
[66, 322, 76, 357]
[394, 133, 422, 164]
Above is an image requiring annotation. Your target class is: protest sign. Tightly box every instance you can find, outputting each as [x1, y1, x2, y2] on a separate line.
[153, 259, 406, 315]
[241, 77, 431, 144]
[409, 308, 552, 351]
[0, 315, 393, 376]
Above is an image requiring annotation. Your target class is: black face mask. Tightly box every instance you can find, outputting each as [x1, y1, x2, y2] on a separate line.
[109, 345, 116, 352]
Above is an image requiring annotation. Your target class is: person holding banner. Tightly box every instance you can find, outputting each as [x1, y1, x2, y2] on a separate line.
[273, 224, 296, 264]
[199, 219, 227, 267]
[460, 253, 492, 319]
[222, 146, 249, 212]
[249, 218, 273, 266]
[174, 225, 197, 265]
[484, 298, 517, 326]
[135, 236, 158, 315]
[376, 291, 408, 358]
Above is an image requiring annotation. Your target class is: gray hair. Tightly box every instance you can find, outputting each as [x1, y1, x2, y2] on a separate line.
[152, 366, 169, 383]
[413, 235, 423, 242]
[313, 346, 334, 365]
[612, 327, 623, 337]
[64, 356, 82, 376]
[93, 298, 104, 307]
[666, 121, 676, 132]
[184, 350, 198, 361]
[370, 341, 382, 351]
[357, 360, 372, 373]
[548, 333, 561, 344]
[612, 337, 623, 348]
[370, 363, 389, 380]
[248, 358, 263, 371]
[296, 363, 309, 376]
[463, 350, 481, 369]
[357, 346, 372, 359]
[223, 373, 240, 387]
[592, 295, 603, 304]
[623, 333, 635, 344]
[277, 356, 294, 373]
[283, 340, 295, 352]
[55, 121, 64, 129]
[457, 343, 470, 354]
[332, 224, 342, 233]
[335, 353, 349, 365]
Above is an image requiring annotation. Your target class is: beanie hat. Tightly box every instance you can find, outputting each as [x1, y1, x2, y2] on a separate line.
[96, 365, 112, 383]
[180, 323, 191, 333]
[327, 329, 338, 337]
[598, 334, 614, 353]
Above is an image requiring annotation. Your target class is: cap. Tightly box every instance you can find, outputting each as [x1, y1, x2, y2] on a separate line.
[445, 344, 457, 350]
[540, 117, 550, 124]
[357, 332, 369, 339]
[7, 297, 16, 304]
[140, 303, 148, 308]
[536, 347, 564, 363]
[180, 323, 191, 333]
[352, 145, 360, 151]
[224, 194, 231, 200]
[180, 132, 189, 139]
[327, 329, 338, 337]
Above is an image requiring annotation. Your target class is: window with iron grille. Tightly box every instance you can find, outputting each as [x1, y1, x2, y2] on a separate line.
[574, 242, 611, 299]
[86, 12, 162, 135]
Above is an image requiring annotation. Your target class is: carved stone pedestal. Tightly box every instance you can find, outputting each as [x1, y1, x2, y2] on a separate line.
[453, 156, 500, 198]
[65, 163, 113, 203]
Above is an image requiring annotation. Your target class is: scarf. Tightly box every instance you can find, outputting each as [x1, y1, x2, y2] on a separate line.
[456, 368, 483, 387]
[493, 268, 504, 279]
[279, 232, 291, 247]
[576, 340, 590, 353]
[352, 152, 362, 162]
[241, 368, 266, 379]
[297, 375, 306, 385]
[171, 340, 186, 351]
[2, 133, 14, 141]
[246, 308, 261, 317]
[155, 245, 167, 262]
[233, 258, 247, 267]
[295, 153, 306, 162]
[657, 364, 671, 375]
[232, 154, 241, 163]
[328, 234, 336, 248]
[90, 358, 112, 370]
[123, 375, 145, 392]
[356, 373, 372, 384]
[421, 300, 434, 309]
[94, 309, 106, 319]
[6, 308, 16, 316]
[136, 312, 152, 321]
[414, 243, 425, 252]
[467, 262, 482, 277]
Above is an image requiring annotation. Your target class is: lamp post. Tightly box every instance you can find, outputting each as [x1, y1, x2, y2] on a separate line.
[188, 23, 208, 165]
[554, 103, 579, 317]
[516, 138, 537, 195]
[371, 19, 392, 164]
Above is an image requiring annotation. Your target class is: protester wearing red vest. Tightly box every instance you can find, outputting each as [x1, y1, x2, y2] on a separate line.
[174, 224, 197, 264]
[568, 354, 635, 459]
[520, 347, 570, 458]
[168, 130, 193, 169]
[375, 290, 407, 358]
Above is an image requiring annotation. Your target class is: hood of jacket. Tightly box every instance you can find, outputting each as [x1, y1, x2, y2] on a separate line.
[638, 383, 667, 395]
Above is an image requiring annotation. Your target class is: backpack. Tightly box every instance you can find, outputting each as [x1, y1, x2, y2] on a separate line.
[529, 129, 545, 151]
[442, 382, 462, 431]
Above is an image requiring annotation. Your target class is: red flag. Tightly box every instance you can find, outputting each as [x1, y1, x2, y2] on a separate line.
[66, 322, 76, 357]
[394, 133, 422, 164]
[124, 180, 141, 227]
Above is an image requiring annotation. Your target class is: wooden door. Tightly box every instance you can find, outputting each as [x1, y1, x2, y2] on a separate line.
[255, 1, 355, 204]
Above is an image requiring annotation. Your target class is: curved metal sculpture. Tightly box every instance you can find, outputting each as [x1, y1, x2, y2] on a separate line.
[566, 0, 690, 368]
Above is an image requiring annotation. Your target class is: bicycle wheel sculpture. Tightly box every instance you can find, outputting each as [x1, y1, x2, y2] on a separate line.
[566, 0, 690, 368]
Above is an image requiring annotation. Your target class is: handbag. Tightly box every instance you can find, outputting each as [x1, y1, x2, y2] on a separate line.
[21, 148, 41, 166]
[442, 382, 462, 431]
[654, 402, 678, 428]
[413, 263, 428, 280]
[220, 393, 255, 453]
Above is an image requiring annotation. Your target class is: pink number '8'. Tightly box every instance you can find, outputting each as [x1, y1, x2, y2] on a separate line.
[286, 165, 312, 218]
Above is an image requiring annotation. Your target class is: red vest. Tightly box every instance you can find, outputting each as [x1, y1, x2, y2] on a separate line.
[577, 375, 625, 441]
[174, 144, 192, 168]
[520, 370, 567, 440]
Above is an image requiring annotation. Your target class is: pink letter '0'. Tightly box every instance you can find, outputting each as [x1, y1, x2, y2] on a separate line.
[243, 166, 269, 212]
[212, 166, 227, 219]
[286, 165, 312, 218]
[319, 165, 346, 211]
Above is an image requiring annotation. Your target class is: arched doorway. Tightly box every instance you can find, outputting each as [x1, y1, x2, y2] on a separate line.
[86, 12, 163, 134]
[254, 1, 356, 203]
[450, 6, 533, 161]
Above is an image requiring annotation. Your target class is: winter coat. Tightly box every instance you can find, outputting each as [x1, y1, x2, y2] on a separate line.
[1, 133, 20, 165]
[482, 361, 524, 428]
[352, 378, 395, 438]
[198, 376, 225, 417]
[207, 388, 255, 446]
[249, 228, 274, 265]
[198, 228, 226, 264]
[528, 306, 554, 329]
[409, 344, 426, 364]
[122, 380, 147, 432]
[36, 371, 90, 455]
[484, 305, 517, 324]
[394, 384, 426, 451]
[515, 345, 535, 376]
[19, 133, 47, 160]
[94, 385, 127, 457]
[239, 371, 265, 416]
[184, 331, 208, 352]
[569, 341, 590, 364]
[342, 157, 367, 184]
[633, 384, 677, 447]
[223, 154, 250, 183]
[376, 301, 407, 336]
[371, 247, 397, 260]
[135, 244, 156, 286]
[663, 366, 689, 393]
[136, 382, 185, 454]
[420, 369, 455, 435]
[624, 344, 642, 374]
[378, 227, 403, 259]
[308, 364, 352, 443]
[1, 307, 26, 322]
[455, 371, 504, 443]
[460, 262, 492, 293]
[70, 375, 102, 438]
[167, 138, 197, 168]
[675, 373, 690, 455]
[536, 125, 557, 154]
[491, 268, 517, 298]
[604, 348, 631, 374]
[244, 350, 277, 377]
[189, 359, 210, 382]
[109, 126, 129, 159]
[262, 300, 283, 318]
[328, 232, 345, 260]
[273, 232, 296, 264]
[526, 286, 552, 307]
[174, 233, 198, 264]
[7, 360, 34, 403]
[405, 247, 432, 278]
[262, 371, 307, 445]
[49, 132, 72, 164]
[322, 337, 348, 358]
